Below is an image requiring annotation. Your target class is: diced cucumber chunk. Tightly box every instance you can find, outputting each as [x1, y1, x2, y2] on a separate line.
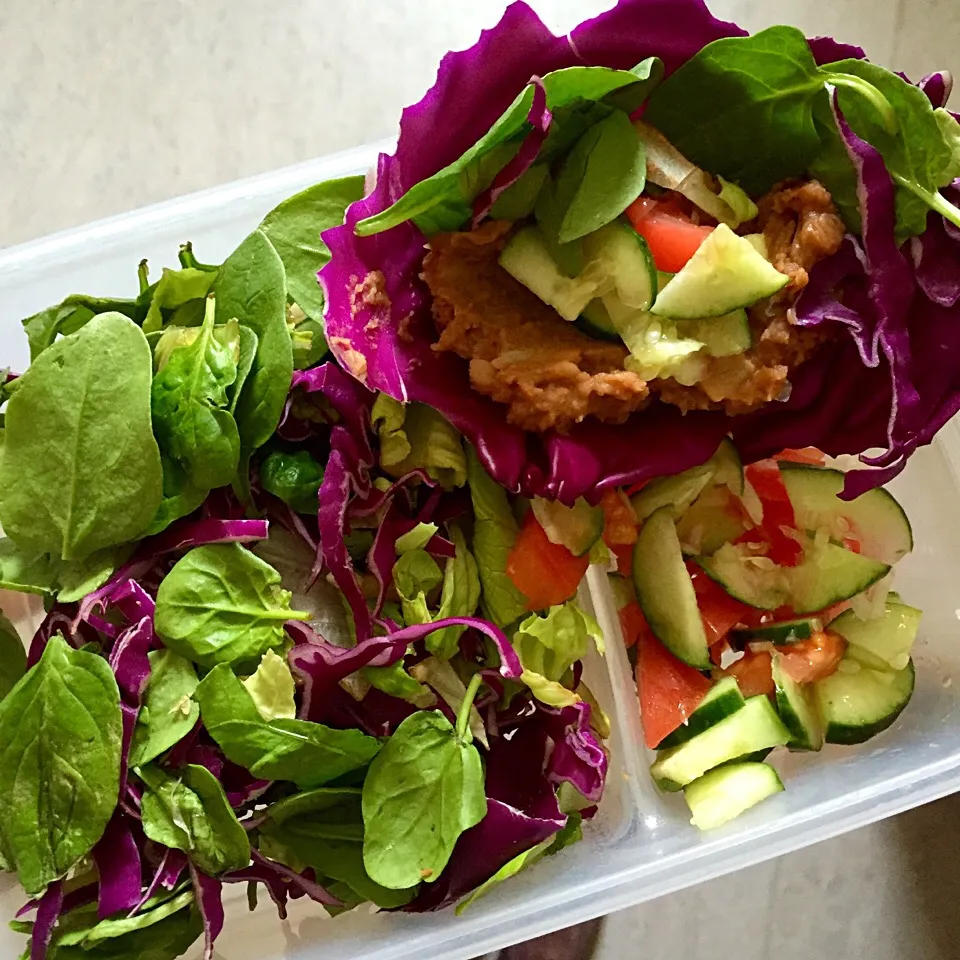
[779, 463, 913, 565]
[816, 658, 915, 745]
[830, 601, 921, 672]
[683, 762, 784, 831]
[772, 654, 824, 751]
[650, 224, 789, 320]
[699, 541, 890, 614]
[658, 676, 746, 748]
[531, 496, 605, 558]
[675, 310, 752, 358]
[736, 616, 820, 644]
[633, 506, 710, 669]
[617, 313, 704, 379]
[499, 226, 603, 321]
[651, 695, 790, 788]
[576, 299, 621, 342]
[582, 222, 657, 311]
[676, 486, 747, 557]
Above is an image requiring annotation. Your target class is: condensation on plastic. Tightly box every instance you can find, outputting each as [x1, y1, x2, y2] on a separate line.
[2, 144, 960, 960]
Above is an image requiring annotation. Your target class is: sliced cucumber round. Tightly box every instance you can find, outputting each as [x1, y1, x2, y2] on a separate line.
[657, 676, 746, 748]
[531, 496, 605, 558]
[778, 463, 913, 565]
[772, 654, 825, 751]
[683, 762, 784, 831]
[650, 224, 789, 320]
[582, 222, 658, 311]
[698, 541, 890, 614]
[675, 310, 752, 358]
[829, 601, 921, 672]
[676, 487, 748, 557]
[631, 464, 715, 523]
[816, 659, 915, 745]
[736, 617, 820, 644]
[575, 300, 621, 342]
[633, 506, 710, 669]
[650, 694, 790, 788]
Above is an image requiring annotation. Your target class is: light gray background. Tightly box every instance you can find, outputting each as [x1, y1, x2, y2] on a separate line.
[2, 1, 958, 957]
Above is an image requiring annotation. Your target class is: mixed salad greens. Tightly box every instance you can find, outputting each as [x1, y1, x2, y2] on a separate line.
[0, 0, 957, 956]
[0, 191, 608, 959]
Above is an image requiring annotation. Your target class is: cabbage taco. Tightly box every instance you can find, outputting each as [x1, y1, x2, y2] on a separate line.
[322, 0, 960, 502]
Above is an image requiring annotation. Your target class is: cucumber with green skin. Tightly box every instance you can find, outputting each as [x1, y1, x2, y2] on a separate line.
[658, 676, 745, 748]
[829, 601, 921, 672]
[531, 496, 605, 557]
[735, 617, 821, 645]
[683, 762, 784, 831]
[772, 653, 825, 751]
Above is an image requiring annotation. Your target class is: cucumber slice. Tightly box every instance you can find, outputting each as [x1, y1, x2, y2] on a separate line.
[675, 310, 752, 358]
[499, 226, 603, 321]
[699, 541, 890, 614]
[709, 438, 745, 496]
[651, 695, 790, 788]
[531, 497, 605, 558]
[576, 299, 621, 342]
[829, 601, 921, 672]
[816, 659, 915, 745]
[778, 463, 913, 565]
[676, 486, 748, 557]
[772, 654, 824, 751]
[633, 507, 710, 669]
[683, 762, 784, 831]
[608, 573, 636, 611]
[582, 222, 657, 311]
[658, 676, 746, 748]
[650, 224, 789, 320]
[736, 617, 821, 644]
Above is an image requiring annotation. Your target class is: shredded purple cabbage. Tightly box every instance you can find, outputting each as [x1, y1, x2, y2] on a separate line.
[189, 865, 224, 960]
[92, 815, 143, 920]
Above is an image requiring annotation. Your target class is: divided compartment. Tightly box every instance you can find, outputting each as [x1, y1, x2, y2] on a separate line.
[2, 141, 960, 960]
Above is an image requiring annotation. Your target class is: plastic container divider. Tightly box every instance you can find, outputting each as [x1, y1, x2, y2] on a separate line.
[2, 142, 960, 960]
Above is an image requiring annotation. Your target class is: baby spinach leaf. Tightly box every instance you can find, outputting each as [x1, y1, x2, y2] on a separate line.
[259, 176, 366, 323]
[0, 635, 122, 895]
[289, 312, 328, 370]
[0, 612, 26, 703]
[0, 538, 58, 595]
[362, 707, 486, 889]
[455, 833, 556, 915]
[216, 229, 292, 466]
[229, 325, 259, 415]
[356, 64, 669, 237]
[428, 525, 481, 659]
[142, 457, 209, 538]
[258, 449, 325, 514]
[644, 26, 826, 195]
[142, 267, 217, 334]
[151, 297, 240, 491]
[0, 313, 163, 563]
[129, 649, 200, 767]
[488, 162, 550, 220]
[138, 763, 250, 875]
[22, 294, 139, 361]
[809, 94, 861, 232]
[55, 545, 125, 603]
[79, 889, 196, 946]
[551, 110, 646, 243]
[242, 649, 296, 722]
[196, 663, 381, 787]
[466, 445, 527, 628]
[154, 543, 310, 668]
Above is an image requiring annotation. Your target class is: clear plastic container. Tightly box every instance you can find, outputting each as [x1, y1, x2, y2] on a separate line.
[1, 143, 959, 960]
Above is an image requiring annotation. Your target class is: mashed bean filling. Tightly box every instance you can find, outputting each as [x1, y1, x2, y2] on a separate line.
[421, 181, 846, 433]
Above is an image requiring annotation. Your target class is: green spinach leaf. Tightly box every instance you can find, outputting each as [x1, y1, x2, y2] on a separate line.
[258, 449, 325, 513]
[0, 612, 26, 703]
[0, 538, 58, 595]
[196, 663, 381, 787]
[138, 763, 250, 875]
[55, 546, 126, 603]
[216, 229, 292, 467]
[0, 635, 122, 895]
[142, 457, 208, 538]
[550, 110, 646, 243]
[151, 297, 240, 490]
[154, 543, 310, 668]
[465, 445, 527, 628]
[259, 176, 366, 323]
[142, 267, 218, 334]
[361, 689, 486, 889]
[229, 325, 259, 415]
[73, 889, 196, 947]
[488, 162, 550, 220]
[129, 649, 200, 767]
[242, 649, 296, 722]
[22, 294, 138, 362]
[0, 313, 163, 562]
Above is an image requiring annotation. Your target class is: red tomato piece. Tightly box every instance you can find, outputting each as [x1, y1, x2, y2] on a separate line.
[611, 543, 634, 576]
[618, 600, 646, 649]
[688, 563, 754, 645]
[506, 511, 590, 611]
[625, 198, 714, 273]
[600, 489, 638, 546]
[777, 447, 826, 466]
[777, 631, 847, 684]
[744, 460, 802, 567]
[725, 650, 775, 698]
[637, 623, 712, 748]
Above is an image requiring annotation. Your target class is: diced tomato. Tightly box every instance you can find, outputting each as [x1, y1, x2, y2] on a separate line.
[618, 600, 646, 649]
[637, 622, 712, 748]
[744, 460, 802, 567]
[842, 535, 862, 554]
[506, 511, 590, 611]
[725, 650, 775, 698]
[625, 197, 714, 273]
[777, 630, 846, 684]
[777, 447, 826, 466]
[611, 543, 634, 576]
[624, 479, 649, 498]
[600, 490, 638, 546]
[688, 563, 753, 645]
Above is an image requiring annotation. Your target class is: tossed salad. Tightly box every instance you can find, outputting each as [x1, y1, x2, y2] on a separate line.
[0, 189, 607, 959]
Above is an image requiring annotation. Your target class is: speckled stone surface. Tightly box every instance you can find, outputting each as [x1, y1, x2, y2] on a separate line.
[2, 2, 959, 959]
